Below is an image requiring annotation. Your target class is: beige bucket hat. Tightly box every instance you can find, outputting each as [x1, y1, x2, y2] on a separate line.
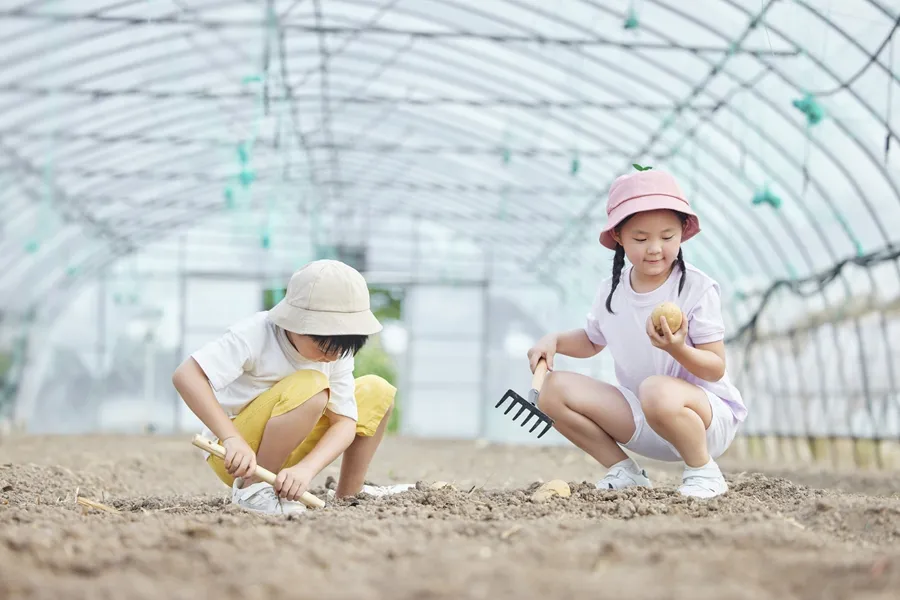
[268, 260, 383, 336]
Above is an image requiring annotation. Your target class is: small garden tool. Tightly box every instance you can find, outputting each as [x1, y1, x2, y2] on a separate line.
[495, 357, 554, 438]
[191, 435, 326, 508]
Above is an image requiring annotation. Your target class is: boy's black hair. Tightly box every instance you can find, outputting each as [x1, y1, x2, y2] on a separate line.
[605, 212, 688, 314]
[310, 334, 369, 358]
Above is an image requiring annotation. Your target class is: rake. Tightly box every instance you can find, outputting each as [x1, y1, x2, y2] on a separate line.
[495, 357, 554, 438]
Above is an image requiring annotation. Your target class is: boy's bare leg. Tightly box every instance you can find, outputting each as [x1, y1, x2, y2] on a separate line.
[334, 404, 393, 498]
[242, 390, 329, 487]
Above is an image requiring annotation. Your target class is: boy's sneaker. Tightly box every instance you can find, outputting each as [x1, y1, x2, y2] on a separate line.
[326, 482, 416, 499]
[678, 460, 728, 499]
[231, 479, 307, 515]
[596, 459, 653, 490]
[360, 483, 416, 497]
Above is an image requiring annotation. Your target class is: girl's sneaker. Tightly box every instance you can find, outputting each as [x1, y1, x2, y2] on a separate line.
[231, 479, 307, 515]
[678, 460, 728, 498]
[596, 459, 653, 490]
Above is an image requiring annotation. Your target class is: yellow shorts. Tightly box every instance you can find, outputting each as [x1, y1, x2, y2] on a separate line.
[207, 370, 396, 486]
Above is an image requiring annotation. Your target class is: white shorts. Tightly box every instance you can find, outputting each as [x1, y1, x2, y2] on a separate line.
[616, 384, 739, 462]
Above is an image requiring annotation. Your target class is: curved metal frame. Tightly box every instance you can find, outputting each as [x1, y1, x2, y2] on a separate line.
[2, 0, 898, 440]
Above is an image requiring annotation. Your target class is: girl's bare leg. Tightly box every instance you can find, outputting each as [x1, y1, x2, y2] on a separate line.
[638, 375, 728, 498]
[638, 375, 712, 468]
[537, 371, 636, 468]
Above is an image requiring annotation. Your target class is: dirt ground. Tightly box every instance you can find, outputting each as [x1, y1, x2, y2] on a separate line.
[1, 434, 899, 600]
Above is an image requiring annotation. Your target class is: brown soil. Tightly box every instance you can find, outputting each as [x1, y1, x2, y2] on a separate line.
[1, 435, 898, 599]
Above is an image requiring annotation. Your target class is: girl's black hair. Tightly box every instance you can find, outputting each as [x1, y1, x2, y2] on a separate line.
[310, 334, 369, 358]
[605, 213, 688, 314]
[605, 243, 626, 314]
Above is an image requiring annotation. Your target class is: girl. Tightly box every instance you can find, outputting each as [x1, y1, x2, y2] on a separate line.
[527, 168, 747, 499]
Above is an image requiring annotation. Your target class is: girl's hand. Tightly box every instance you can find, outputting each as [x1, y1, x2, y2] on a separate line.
[527, 334, 558, 372]
[646, 312, 687, 353]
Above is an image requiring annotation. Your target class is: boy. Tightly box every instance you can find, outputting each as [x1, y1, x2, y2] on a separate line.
[173, 259, 410, 515]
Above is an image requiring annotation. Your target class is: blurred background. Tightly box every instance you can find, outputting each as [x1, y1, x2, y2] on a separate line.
[0, 0, 898, 460]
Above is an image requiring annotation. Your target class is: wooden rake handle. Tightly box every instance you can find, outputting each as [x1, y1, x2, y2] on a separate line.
[191, 435, 326, 509]
[532, 357, 549, 392]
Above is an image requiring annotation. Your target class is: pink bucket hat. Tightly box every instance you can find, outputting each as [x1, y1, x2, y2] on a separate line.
[598, 168, 700, 250]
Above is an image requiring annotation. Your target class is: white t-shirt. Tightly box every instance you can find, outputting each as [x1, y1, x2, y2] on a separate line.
[191, 311, 358, 438]
[584, 262, 748, 423]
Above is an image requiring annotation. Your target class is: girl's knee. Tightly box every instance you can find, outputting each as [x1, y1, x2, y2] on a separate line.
[537, 371, 565, 415]
[638, 376, 680, 422]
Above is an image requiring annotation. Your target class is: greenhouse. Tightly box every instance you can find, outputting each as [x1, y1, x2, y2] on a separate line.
[1, 0, 899, 456]
[4, 2, 900, 598]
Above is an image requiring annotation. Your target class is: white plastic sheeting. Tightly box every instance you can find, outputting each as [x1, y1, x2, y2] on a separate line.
[2, 0, 899, 439]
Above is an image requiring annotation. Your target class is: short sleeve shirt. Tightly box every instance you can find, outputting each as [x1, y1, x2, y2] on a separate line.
[585, 263, 747, 422]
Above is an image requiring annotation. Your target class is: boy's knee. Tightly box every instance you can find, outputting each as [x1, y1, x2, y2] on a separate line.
[274, 369, 330, 412]
[382, 401, 394, 419]
[279, 369, 329, 394]
[356, 374, 396, 405]
[350, 375, 396, 437]
[306, 389, 329, 413]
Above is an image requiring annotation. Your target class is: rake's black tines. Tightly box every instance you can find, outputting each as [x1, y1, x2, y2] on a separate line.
[495, 390, 554, 438]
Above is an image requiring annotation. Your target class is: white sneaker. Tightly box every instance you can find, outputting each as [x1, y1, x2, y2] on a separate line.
[231, 479, 307, 515]
[596, 460, 653, 490]
[326, 483, 416, 499]
[360, 483, 416, 497]
[678, 460, 728, 499]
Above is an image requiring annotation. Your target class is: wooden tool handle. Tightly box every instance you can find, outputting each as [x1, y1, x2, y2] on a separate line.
[191, 435, 326, 509]
[532, 357, 549, 391]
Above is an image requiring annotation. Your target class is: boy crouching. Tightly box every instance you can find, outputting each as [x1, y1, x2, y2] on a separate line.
[173, 260, 410, 515]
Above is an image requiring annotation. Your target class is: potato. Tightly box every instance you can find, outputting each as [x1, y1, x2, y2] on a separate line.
[651, 302, 683, 335]
[530, 479, 571, 503]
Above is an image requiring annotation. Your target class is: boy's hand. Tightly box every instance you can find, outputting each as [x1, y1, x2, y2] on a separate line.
[646, 313, 687, 353]
[221, 436, 257, 479]
[275, 463, 316, 501]
[527, 334, 558, 371]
